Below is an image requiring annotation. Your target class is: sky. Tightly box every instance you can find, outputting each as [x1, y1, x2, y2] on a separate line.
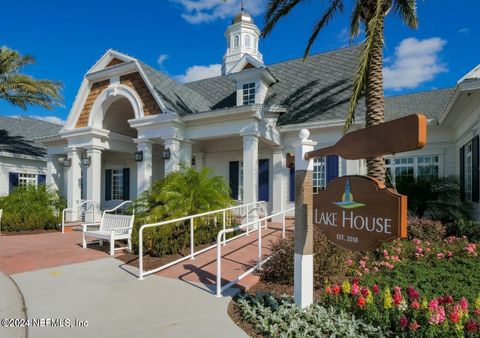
[0, 0, 477, 125]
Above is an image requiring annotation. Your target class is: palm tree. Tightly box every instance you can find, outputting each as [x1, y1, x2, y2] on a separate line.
[0, 47, 62, 110]
[262, 0, 418, 183]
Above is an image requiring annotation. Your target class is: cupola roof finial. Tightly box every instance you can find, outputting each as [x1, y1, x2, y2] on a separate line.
[241, 1, 244, 11]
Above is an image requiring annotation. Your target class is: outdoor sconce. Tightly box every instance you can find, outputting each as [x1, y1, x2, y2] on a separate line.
[135, 150, 143, 162]
[162, 148, 171, 160]
[191, 156, 196, 166]
[63, 158, 72, 167]
[81, 152, 91, 166]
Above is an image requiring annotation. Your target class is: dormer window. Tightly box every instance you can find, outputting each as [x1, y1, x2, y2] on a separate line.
[242, 83, 255, 105]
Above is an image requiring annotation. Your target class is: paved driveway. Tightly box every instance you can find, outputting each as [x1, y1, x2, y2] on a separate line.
[6, 258, 247, 338]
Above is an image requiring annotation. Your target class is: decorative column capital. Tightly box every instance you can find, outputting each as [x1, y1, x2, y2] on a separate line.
[294, 129, 316, 171]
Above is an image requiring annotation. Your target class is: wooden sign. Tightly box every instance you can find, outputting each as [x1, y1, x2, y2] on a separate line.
[313, 175, 407, 251]
[305, 114, 427, 160]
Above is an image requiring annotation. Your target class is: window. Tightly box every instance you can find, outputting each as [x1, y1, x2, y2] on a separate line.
[18, 173, 37, 188]
[245, 34, 251, 48]
[234, 35, 240, 49]
[465, 141, 473, 201]
[385, 155, 439, 181]
[112, 169, 124, 200]
[242, 83, 255, 105]
[313, 157, 326, 194]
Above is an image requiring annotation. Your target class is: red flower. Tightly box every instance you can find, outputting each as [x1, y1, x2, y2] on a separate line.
[399, 316, 409, 329]
[443, 295, 454, 304]
[411, 301, 420, 310]
[361, 287, 370, 297]
[372, 284, 380, 294]
[357, 296, 366, 308]
[352, 277, 360, 285]
[325, 286, 332, 294]
[407, 286, 419, 300]
[333, 285, 341, 295]
[393, 293, 402, 305]
[465, 319, 479, 332]
[450, 311, 460, 324]
[410, 321, 420, 331]
[474, 309, 480, 316]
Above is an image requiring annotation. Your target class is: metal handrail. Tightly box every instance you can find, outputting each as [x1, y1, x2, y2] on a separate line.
[216, 207, 295, 297]
[102, 200, 134, 217]
[61, 200, 96, 233]
[138, 201, 267, 280]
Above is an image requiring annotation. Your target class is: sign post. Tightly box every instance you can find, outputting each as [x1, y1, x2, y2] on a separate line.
[292, 114, 427, 309]
[293, 129, 316, 309]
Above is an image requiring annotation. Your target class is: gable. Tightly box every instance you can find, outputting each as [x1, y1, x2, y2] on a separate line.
[105, 58, 125, 68]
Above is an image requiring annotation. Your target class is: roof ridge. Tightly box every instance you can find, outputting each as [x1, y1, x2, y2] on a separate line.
[385, 87, 455, 99]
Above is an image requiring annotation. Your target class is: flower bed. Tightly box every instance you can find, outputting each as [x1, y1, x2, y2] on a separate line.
[323, 279, 480, 336]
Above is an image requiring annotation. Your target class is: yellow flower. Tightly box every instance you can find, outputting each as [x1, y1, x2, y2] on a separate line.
[383, 288, 393, 309]
[342, 280, 351, 294]
[475, 295, 480, 309]
[421, 297, 428, 309]
[366, 292, 374, 304]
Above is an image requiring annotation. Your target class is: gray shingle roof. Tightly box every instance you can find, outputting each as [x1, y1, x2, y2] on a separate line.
[0, 116, 62, 157]
[138, 62, 212, 116]
[184, 45, 454, 126]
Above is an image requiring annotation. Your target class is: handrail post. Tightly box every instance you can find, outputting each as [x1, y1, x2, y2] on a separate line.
[216, 232, 223, 297]
[258, 218, 262, 269]
[190, 217, 195, 259]
[246, 205, 250, 236]
[282, 211, 286, 239]
[222, 210, 226, 245]
[139, 227, 144, 280]
[62, 209, 65, 234]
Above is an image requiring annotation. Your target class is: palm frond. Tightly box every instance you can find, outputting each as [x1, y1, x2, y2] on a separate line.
[343, 0, 385, 133]
[393, 0, 418, 29]
[349, 1, 362, 42]
[262, 0, 303, 37]
[304, 0, 344, 58]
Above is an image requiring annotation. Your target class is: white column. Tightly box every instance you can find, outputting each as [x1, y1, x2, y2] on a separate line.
[46, 154, 60, 192]
[243, 133, 259, 229]
[193, 152, 205, 171]
[180, 141, 193, 167]
[66, 148, 82, 222]
[136, 140, 153, 196]
[293, 129, 316, 309]
[272, 147, 285, 222]
[164, 137, 181, 176]
[85, 146, 102, 222]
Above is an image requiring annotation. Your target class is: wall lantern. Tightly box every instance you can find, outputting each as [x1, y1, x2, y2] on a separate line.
[135, 150, 143, 162]
[162, 148, 171, 160]
[81, 152, 91, 166]
[63, 158, 72, 167]
[191, 156, 196, 167]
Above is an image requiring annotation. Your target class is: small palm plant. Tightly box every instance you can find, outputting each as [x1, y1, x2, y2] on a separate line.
[0, 47, 62, 110]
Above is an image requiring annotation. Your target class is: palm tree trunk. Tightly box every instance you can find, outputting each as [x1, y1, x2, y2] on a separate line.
[365, 17, 386, 184]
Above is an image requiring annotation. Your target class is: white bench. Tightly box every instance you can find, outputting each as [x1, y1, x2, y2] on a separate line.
[82, 213, 134, 256]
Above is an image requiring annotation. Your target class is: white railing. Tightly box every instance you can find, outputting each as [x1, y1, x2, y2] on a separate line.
[61, 200, 96, 233]
[138, 201, 267, 280]
[102, 200, 134, 217]
[216, 207, 294, 297]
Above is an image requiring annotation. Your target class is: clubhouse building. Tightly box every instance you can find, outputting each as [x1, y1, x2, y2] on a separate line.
[42, 9, 480, 221]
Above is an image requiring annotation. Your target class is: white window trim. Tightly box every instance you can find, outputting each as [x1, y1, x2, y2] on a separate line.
[313, 157, 326, 194]
[111, 169, 124, 200]
[242, 82, 255, 105]
[385, 155, 441, 179]
[18, 173, 38, 188]
[465, 141, 473, 202]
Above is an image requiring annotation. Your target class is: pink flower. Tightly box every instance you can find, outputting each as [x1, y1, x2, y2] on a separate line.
[393, 287, 402, 305]
[437, 252, 445, 259]
[383, 249, 389, 257]
[351, 283, 360, 296]
[359, 260, 366, 268]
[443, 295, 453, 304]
[407, 286, 419, 300]
[325, 286, 332, 294]
[460, 298, 469, 311]
[413, 239, 421, 246]
[429, 306, 446, 324]
[447, 251, 453, 258]
[411, 301, 420, 310]
[416, 247, 423, 254]
[346, 259, 353, 266]
[410, 321, 420, 331]
[363, 267, 370, 273]
[475, 309, 480, 316]
[429, 299, 439, 311]
[399, 316, 409, 328]
[373, 267, 379, 272]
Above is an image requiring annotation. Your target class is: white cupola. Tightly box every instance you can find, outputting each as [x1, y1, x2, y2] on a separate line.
[222, 3, 264, 75]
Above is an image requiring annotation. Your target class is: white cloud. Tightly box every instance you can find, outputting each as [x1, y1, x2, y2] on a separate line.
[459, 27, 469, 34]
[157, 54, 169, 67]
[383, 37, 447, 91]
[175, 64, 222, 83]
[30, 115, 65, 125]
[171, 0, 265, 24]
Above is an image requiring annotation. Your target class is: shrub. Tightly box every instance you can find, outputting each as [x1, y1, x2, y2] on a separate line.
[0, 185, 65, 232]
[323, 280, 480, 337]
[131, 166, 234, 257]
[447, 219, 480, 243]
[236, 293, 384, 337]
[407, 217, 445, 242]
[261, 228, 355, 288]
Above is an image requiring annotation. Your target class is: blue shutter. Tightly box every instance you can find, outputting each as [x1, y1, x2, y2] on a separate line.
[38, 174, 46, 186]
[289, 166, 295, 202]
[326, 155, 339, 184]
[258, 159, 269, 202]
[123, 168, 130, 200]
[229, 161, 239, 200]
[105, 169, 112, 201]
[460, 146, 465, 202]
[9, 173, 19, 193]
[472, 136, 479, 202]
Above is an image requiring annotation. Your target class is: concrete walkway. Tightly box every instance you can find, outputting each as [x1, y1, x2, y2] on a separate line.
[0, 271, 27, 338]
[6, 258, 248, 338]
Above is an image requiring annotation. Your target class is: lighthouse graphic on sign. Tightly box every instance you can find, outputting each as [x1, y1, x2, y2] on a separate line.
[334, 179, 366, 209]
